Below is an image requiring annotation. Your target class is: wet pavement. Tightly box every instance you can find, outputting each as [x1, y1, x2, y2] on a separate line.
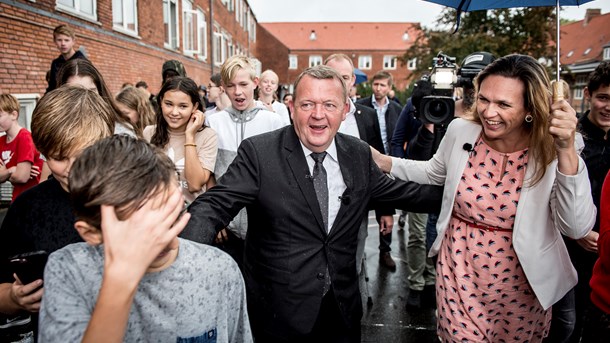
[361, 212, 438, 342]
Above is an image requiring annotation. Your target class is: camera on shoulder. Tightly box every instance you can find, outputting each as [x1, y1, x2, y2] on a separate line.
[418, 52, 457, 126]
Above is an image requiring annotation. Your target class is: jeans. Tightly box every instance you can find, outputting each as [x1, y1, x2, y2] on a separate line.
[546, 288, 576, 343]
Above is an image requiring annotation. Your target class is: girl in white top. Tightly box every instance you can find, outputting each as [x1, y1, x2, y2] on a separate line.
[144, 77, 217, 203]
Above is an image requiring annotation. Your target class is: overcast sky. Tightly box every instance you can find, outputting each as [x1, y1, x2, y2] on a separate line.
[248, 0, 610, 28]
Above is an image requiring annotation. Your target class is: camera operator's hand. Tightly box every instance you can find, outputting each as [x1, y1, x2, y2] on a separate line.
[424, 123, 434, 133]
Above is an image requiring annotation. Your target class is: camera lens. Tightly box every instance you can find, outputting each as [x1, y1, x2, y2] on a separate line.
[421, 96, 455, 125]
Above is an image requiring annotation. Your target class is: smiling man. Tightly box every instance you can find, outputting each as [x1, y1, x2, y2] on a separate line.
[184, 65, 443, 342]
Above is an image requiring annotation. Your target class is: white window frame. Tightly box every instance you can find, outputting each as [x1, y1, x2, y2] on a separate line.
[163, 0, 179, 49]
[289, 55, 298, 70]
[309, 55, 322, 67]
[182, 1, 198, 56]
[112, 0, 138, 36]
[383, 55, 397, 70]
[604, 47, 610, 61]
[358, 55, 372, 70]
[56, 0, 97, 22]
[248, 11, 256, 42]
[573, 87, 584, 100]
[407, 58, 417, 70]
[197, 8, 207, 61]
[14, 94, 39, 132]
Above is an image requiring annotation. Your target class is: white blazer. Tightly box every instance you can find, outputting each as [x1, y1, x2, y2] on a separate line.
[390, 118, 596, 309]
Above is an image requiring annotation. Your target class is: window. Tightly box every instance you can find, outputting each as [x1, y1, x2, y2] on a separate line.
[289, 55, 298, 70]
[358, 55, 372, 70]
[604, 47, 610, 60]
[407, 58, 417, 70]
[309, 55, 322, 67]
[221, 0, 233, 11]
[163, 0, 179, 49]
[213, 26, 229, 66]
[57, 0, 97, 21]
[248, 11, 256, 42]
[14, 94, 39, 132]
[583, 48, 591, 55]
[383, 56, 396, 70]
[113, 0, 138, 35]
[573, 87, 584, 100]
[182, 1, 207, 60]
[573, 75, 587, 100]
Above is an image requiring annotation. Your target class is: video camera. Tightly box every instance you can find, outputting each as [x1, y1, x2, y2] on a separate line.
[418, 51, 494, 125]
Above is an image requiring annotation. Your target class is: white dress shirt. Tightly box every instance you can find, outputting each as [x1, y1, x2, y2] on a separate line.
[300, 139, 346, 232]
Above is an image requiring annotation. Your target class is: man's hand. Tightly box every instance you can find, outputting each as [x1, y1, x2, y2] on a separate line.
[9, 275, 44, 312]
[576, 231, 599, 253]
[379, 215, 394, 235]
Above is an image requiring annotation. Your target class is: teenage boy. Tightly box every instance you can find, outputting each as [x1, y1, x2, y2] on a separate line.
[46, 25, 87, 93]
[564, 61, 610, 342]
[0, 94, 43, 202]
[38, 135, 252, 342]
[258, 69, 290, 125]
[0, 86, 115, 341]
[190, 56, 284, 264]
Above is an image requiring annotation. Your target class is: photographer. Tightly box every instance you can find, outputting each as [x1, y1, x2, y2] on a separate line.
[398, 52, 495, 309]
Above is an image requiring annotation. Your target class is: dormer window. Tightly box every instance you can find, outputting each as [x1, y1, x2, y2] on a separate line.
[604, 47, 610, 60]
[402, 31, 409, 41]
[309, 30, 317, 41]
[583, 48, 591, 55]
[567, 50, 574, 58]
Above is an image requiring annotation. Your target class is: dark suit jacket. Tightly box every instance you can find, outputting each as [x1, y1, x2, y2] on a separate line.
[357, 96, 403, 153]
[183, 126, 442, 339]
[353, 102, 384, 153]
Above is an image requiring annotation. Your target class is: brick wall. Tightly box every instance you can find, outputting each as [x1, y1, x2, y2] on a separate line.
[0, 0, 257, 96]
[255, 24, 289, 83]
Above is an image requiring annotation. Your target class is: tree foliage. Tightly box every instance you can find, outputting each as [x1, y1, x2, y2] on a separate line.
[400, 7, 556, 82]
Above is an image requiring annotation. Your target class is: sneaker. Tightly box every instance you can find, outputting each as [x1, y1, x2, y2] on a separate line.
[379, 252, 396, 271]
[406, 289, 422, 309]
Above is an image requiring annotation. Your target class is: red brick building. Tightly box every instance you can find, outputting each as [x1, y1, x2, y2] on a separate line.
[559, 9, 610, 114]
[0, 0, 259, 129]
[258, 22, 423, 91]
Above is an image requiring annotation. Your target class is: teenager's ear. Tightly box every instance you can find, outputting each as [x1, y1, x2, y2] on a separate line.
[74, 220, 103, 245]
[253, 77, 259, 88]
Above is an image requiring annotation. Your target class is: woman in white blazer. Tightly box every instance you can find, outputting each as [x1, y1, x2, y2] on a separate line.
[373, 54, 595, 342]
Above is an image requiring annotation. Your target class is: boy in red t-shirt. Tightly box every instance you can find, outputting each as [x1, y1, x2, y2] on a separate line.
[0, 94, 43, 201]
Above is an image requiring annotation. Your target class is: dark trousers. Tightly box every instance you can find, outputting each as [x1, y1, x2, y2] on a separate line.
[545, 287, 576, 343]
[254, 289, 360, 343]
[378, 230, 392, 253]
[581, 303, 610, 343]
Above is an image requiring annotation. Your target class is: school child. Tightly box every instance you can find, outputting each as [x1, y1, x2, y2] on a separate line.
[38, 135, 252, 342]
[144, 77, 217, 204]
[0, 94, 44, 202]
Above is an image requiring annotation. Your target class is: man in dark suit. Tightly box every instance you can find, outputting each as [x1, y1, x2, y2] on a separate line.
[183, 65, 442, 342]
[324, 54, 394, 276]
[357, 70, 404, 270]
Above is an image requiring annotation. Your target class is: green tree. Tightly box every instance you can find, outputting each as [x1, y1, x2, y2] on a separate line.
[400, 7, 556, 82]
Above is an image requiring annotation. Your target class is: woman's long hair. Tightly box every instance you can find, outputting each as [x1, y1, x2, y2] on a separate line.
[151, 77, 207, 148]
[470, 54, 554, 186]
[57, 59, 136, 135]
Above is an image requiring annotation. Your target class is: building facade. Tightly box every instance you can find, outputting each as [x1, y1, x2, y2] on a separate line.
[560, 9, 610, 114]
[258, 22, 423, 92]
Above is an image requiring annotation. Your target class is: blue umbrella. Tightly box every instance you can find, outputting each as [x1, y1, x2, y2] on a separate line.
[421, 0, 595, 82]
[354, 68, 368, 84]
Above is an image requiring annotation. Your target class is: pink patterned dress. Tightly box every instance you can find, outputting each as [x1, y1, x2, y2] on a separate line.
[436, 137, 551, 342]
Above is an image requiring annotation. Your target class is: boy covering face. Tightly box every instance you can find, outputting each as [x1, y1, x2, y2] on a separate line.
[38, 135, 252, 342]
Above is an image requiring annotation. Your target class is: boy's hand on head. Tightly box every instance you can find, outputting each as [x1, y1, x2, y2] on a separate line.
[185, 110, 205, 138]
[100, 188, 190, 284]
[10, 274, 44, 312]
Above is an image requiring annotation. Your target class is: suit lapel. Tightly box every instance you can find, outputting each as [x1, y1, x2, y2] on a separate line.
[284, 129, 328, 235]
[354, 107, 368, 142]
[330, 134, 355, 234]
